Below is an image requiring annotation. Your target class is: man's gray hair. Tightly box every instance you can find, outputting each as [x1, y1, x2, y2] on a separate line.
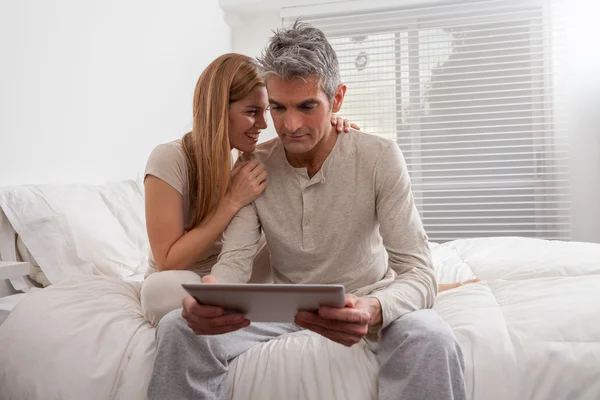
[258, 20, 341, 103]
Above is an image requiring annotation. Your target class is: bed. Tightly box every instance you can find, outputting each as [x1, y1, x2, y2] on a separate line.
[0, 180, 599, 400]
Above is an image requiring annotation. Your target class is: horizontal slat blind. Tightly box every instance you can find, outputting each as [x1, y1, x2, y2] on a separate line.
[284, 0, 569, 242]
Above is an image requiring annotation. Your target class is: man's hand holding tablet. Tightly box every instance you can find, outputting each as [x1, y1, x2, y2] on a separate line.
[181, 275, 250, 335]
[294, 295, 382, 347]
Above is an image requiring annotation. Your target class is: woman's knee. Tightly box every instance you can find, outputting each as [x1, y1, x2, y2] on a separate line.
[141, 270, 201, 326]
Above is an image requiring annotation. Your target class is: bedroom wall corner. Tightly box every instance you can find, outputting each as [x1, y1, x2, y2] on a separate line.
[566, 0, 600, 244]
[0, 0, 231, 186]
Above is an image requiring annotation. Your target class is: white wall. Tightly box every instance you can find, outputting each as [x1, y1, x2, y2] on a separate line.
[565, 0, 600, 243]
[0, 0, 231, 185]
[227, 0, 600, 243]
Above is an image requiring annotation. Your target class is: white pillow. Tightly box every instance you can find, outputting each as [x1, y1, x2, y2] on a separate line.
[96, 179, 149, 256]
[0, 184, 146, 284]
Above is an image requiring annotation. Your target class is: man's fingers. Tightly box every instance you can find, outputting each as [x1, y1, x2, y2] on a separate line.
[296, 319, 362, 347]
[297, 311, 368, 337]
[201, 275, 218, 284]
[207, 313, 247, 328]
[185, 303, 224, 319]
[350, 123, 360, 130]
[182, 295, 197, 310]
[182, 293, 225, 319]
[318, 306, 369, 324]
[345, 294, 359, 308]
[184, 313, 248, 331]
[185, 311, 244, 326]
[191, 319, 250, 335]
[182, 296, 223, 318]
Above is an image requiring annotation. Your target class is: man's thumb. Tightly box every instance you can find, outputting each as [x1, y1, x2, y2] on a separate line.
[345, 294, 358, 308]
[201, 275, 218, 284]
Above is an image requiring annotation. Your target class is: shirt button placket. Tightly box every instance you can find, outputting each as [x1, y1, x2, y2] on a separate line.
[302, 185, 314, 250]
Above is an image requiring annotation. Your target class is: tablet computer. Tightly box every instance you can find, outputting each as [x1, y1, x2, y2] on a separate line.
[181, 283, 346, 323]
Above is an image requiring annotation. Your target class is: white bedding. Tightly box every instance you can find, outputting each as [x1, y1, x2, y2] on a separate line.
[0, 293, 28, 325]
[1, 237, 599, 400]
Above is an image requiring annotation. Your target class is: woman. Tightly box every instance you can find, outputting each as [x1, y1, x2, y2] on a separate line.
[141, 53, 478, 325]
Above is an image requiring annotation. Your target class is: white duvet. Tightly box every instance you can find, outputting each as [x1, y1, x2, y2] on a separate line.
[1, 237, 599, 400]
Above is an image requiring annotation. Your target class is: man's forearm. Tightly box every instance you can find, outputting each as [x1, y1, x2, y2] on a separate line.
[368, 265, 436, 331]
[372, 141, 437, 334]
[210, 204, 263, 283]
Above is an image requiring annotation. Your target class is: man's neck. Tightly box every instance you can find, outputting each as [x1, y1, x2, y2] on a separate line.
[285, 127, 338, 178]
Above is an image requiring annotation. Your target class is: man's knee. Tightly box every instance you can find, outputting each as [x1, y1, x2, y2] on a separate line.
[385, 309, 460, 355]
[380, 310, 466, 400]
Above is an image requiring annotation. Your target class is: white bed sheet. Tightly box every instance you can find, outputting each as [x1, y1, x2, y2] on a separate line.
[0, 237, 599, 400]
[0, 292, 28, 325]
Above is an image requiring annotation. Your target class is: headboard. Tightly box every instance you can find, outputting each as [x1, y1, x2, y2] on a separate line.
[0, 206, 37, 297]
[0, 206, 18, 263]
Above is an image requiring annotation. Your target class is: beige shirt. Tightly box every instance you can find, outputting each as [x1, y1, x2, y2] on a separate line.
[144, 139, 222, 274]
[211, 130, 436, 339]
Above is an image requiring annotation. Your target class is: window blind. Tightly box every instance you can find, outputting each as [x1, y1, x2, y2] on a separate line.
[283, 0, 569, 242]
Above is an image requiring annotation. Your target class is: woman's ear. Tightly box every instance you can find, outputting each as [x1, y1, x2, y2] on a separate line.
[331, 84, 347, 114]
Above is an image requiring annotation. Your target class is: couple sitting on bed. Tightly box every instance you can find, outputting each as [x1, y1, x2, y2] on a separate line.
[141, 22, 472, 400]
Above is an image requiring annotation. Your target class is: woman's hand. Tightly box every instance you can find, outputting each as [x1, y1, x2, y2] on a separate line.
[225, 159, 268, 211]
[331, 114, 360, 133]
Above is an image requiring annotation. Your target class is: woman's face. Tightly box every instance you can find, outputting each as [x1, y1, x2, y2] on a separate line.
[228, 85, 269, 153]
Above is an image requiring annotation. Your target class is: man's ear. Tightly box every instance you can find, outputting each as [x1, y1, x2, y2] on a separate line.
[331, 84, 347, 114]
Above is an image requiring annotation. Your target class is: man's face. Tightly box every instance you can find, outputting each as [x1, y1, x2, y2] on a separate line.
[267, 75, 345, 155]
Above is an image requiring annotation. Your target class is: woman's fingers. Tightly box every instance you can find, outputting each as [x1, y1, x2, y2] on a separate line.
[231, 161, 246, 176]
[243, 159, 261, 173]
[254, 170, 268, 184]
[250, 164, 266, 180]
[342, 119, 351, 133]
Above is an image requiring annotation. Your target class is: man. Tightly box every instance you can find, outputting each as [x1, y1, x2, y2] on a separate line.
[148, 22, 466, 400]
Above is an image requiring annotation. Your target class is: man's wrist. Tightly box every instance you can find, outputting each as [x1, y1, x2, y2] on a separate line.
[365, 297, 383, 327]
